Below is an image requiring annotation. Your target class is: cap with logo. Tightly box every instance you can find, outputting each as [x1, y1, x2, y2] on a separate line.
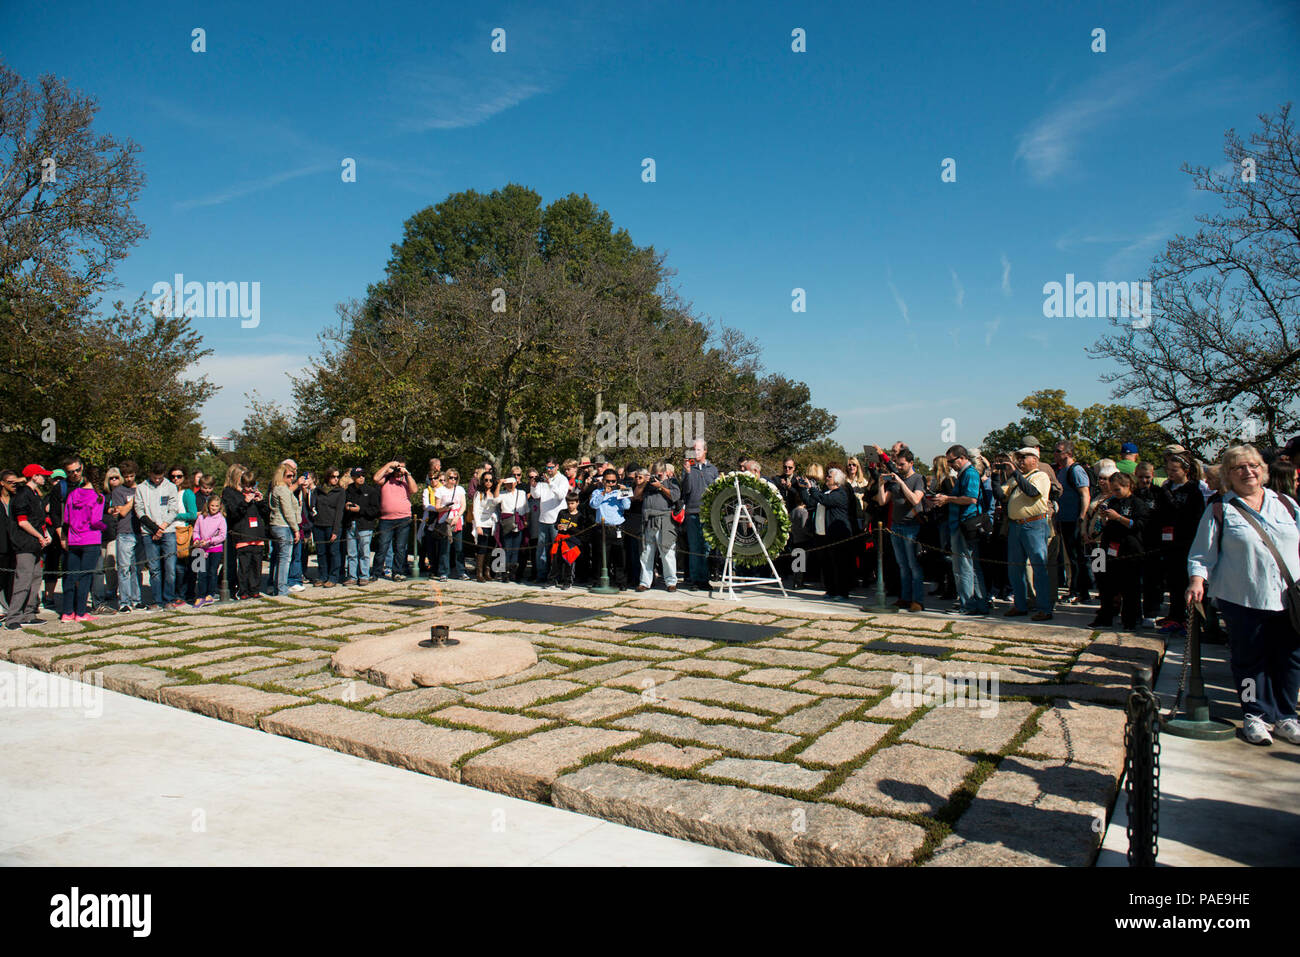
[1121, 442, 1139, 454]
[350, 467, 365, 478]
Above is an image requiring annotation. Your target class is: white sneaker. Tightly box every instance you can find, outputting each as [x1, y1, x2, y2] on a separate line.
[1140, 617, 1156, 629]
[1273, 717, 1300, 745]
[1243, 714, 1273, 745]
[289, 584, 305, 593]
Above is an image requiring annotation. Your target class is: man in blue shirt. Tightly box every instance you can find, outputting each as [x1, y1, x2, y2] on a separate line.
[933, 445, 989, 615]
[1053, 440, 1093, 603]
[588, 468, 631, 589]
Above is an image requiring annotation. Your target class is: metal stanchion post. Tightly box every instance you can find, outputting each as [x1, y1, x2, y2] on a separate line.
[217, 540, 233, 603]
[591, 522, 618, 595]
[865, 522, 896, 614]
[1162, 602, 1235, 740]
[1125, 667, 1160, 866]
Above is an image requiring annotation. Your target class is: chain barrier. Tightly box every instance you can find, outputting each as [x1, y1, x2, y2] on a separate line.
[1124, 668, 1161, 866]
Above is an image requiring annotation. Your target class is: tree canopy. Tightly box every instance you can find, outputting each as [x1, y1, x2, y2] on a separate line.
[263, 185, 836, 476]
[982, 389, 1175, 465]
[1089, 104, 1300, 458]
[0, 60, 214, 466]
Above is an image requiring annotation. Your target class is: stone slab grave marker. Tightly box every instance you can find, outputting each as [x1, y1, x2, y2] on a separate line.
[332, 621, 536, 690]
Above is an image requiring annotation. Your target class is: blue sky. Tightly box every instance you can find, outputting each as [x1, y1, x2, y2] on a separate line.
[7, 0, 1298, 460]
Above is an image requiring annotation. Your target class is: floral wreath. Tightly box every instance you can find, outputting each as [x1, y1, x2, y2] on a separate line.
[700, 470, 791, 567]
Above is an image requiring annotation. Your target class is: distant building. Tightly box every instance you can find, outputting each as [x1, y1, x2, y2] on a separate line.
[208, 435, 237, 453]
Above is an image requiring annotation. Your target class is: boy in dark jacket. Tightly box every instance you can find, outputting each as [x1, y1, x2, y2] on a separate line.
[548, 494, 583, 590]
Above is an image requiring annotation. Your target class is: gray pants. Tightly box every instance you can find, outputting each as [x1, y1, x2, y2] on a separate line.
[5, 553, 42, 625]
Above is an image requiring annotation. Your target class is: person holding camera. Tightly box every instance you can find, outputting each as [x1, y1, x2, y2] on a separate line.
[531, 459, 573, 584]
[997, 447, 1054, 621]
[932, 445, 990, 616]
[589, 467, 632, 589]
[637, 461, 681, 592]
[373, 461, 417, 581]
[796, 466, 856, 601]
[875, 448, 927, 611]
[471, 468, 500, 581]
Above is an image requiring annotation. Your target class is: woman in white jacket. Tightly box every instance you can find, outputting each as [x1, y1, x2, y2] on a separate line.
[472, 471, 500, 581]
[495, 475, 529, 582]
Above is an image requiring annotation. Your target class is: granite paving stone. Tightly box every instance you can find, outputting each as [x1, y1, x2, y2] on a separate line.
[929, 757, 1113, 867]
[530, 687, 644, 722]
[900, 700, 1038, 754]
[797, 721, 891, 765]
[461, 726, 641, 800]
[772, 697, 862, 734]
[831, 743, 979, 814]
[434, 706, 553, 735]
[367, 686, 465, 715]
[552, 764, 926, 867]
[159, 684, 305, 728]
[260, 703, 493, 781]
[612, 712, 799, 757]
[701, 757, 828, 791]
[467, 678, 584, 709]
[617, 742, 721, 770]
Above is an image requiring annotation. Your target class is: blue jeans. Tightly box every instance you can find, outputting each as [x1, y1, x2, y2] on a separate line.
[288, 538, 304, 587]
[346, 526, 373, 581]
[535, 522, 558, 581]
[1218, 599, 1300, 724]
[375, 518, 411, 577]
[197, 550, 223, 599]
[951, 530, 989, 613]
[1008, 518, 1052, 614]
[891, 524, 924, 603]
[115, 532, 142, 606]
[313, 527, 342, 583]
[270, 527, 294, 595]
[61, 544, 98, 617]
[685, 513, 709, 584]
[501, 529, 523, 573]
[142, 532, 176, 605]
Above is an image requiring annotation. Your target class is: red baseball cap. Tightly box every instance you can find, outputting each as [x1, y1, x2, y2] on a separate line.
[22, 464, 52, 478]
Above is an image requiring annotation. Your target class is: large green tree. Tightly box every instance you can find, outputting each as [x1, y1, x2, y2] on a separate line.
[279, 185, 834, 474]
[0, 60, 214, 466]
[983, 389, 1174, 465]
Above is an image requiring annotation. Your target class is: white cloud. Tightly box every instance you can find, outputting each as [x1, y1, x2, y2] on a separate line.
[186, 351, 310, 434]
[173, 164, 331, 211]
[888, 280, 911, 325]
[951, 268, 964, 308]
[1000, 254, 1012, 296]
[984, 318, 1001, 347]
[397, 74, 546, 131]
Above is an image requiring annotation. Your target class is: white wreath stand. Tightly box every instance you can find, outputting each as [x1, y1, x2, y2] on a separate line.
[717, 475, 789, 600]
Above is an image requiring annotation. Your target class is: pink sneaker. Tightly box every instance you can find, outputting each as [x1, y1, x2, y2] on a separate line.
[60, 614, 76, 622]
[76, 614, 97, 622]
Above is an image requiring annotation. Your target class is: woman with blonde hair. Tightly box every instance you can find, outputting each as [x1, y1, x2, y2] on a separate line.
[268, 462, 301, 595]
[928, 454, 956, 601]
[1188, 444, 1300, 745]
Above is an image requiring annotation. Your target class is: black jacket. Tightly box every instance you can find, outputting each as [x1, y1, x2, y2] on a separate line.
[1100, 494, 1149, 555]
[798, 482, 853, 538]
[224, 487, 271, 544]
[313, 486, 346, 536]
[343, 481, 381, 532]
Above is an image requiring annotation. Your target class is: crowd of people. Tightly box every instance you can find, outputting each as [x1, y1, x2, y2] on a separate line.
[1, 434, 1297, 746]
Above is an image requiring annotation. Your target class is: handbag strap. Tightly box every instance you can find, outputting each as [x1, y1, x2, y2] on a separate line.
[1226, 497, 1297, 589]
